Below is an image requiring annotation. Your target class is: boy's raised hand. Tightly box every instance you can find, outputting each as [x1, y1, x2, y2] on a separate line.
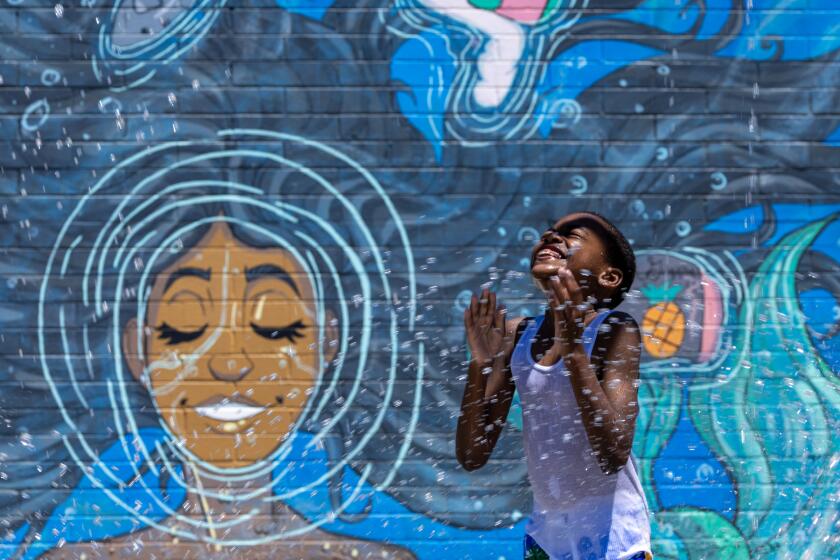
[548, 269, 590, 357]
[464, 288, 510, 365]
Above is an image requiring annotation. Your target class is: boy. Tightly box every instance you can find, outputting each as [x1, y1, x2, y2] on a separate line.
[456, 212, 651, 560]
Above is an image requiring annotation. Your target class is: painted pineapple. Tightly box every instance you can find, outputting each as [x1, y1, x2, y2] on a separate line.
[641, 283, 685, 358]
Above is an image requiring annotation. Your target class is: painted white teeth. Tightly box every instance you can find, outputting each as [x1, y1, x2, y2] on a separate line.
[195, 404, 265, 422]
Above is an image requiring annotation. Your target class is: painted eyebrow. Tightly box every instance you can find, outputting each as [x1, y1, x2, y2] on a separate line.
[245, 264, 300, 296]
[163, 267, 211, 293]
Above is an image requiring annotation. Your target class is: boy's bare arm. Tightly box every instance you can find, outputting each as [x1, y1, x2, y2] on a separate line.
[566, 314, 641, 474]
[455, 289, 522, 471]
[547, 270, 641, 474]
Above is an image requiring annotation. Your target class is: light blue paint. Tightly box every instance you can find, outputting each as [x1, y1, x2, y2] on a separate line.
[704, 205, 764, 234]
[653, 391, 736, 520]
[812, 214, 840, 265]
[275, 0, 335, 20]
[763, 204, 840, 247]
[535, 41, 663, 137]
[20, 429, 525, 560]
[23, 428, 186, 560]
[1, 522, 28, 547]
[826, 125, 840, 146]
[716, 0, 840, 60]
[583, 0, 731, 39]
[800, 288, 840, 375]
[391, 29, 456, 161]
[96, 0, 228, 90]
[605, 0, 701, 35]
[697, 0, 735, 40]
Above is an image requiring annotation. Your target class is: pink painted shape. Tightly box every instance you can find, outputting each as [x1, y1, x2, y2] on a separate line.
[496, 0, 547, 24]
[699, 273, 723, 362]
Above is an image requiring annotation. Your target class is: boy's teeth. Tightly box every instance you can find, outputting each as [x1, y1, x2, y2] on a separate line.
[540, 248, 562, 258]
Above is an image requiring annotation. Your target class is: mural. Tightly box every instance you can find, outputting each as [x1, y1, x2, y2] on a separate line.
[1, 0, 840, 559]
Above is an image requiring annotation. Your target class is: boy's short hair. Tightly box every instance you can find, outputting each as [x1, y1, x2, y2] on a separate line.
[580, 212, 636, 309]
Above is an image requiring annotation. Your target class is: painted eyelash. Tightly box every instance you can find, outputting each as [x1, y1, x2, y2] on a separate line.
[154, 322, 208, 345]
[250, 320, 306, 342]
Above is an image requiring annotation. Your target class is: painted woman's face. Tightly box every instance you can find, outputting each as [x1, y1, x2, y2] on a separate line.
[123, 222, 335, 467]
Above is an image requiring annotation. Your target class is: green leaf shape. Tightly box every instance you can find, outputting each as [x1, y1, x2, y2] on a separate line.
[687, 214, 840, 558]
[654, 507, 749, 560]
[467, 0, 502, 9]
[641, 282, 683, 305]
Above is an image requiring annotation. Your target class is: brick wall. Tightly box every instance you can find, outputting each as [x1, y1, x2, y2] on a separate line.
[1, 1, 840, 558]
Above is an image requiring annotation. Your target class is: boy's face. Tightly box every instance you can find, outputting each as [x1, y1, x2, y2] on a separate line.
[530, 213, 619, 297]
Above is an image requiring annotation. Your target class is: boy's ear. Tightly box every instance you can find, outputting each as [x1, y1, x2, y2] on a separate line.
[323, 310, 339, 366]
[598, 266, 623, 291]
[122, 318, 146, 383]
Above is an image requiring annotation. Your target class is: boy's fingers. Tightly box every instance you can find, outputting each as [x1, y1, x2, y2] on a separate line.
[479, 288, 490, 320]
[470, 294, 479, 324]
[553, 275, 571, 306]
[562, 269, 583, 306]
[549, 276, 564, 306]
[554, 276, 577, 332]
[548, 278, 562, 311]
[494, 305, 505, 330]
[489, 291, 497, 316]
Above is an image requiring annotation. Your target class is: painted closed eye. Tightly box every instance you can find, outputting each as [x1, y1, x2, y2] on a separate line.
[250, 320, 307, 342]
[155, 322, 208, 345]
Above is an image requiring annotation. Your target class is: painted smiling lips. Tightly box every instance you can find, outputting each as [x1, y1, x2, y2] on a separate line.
[195, 396, 266, 422]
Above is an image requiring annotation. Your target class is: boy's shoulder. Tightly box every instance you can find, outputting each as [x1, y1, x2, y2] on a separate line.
[601, 309, 638, 328]
[594, 310, 641, 358]
[597, 309, 641, 342]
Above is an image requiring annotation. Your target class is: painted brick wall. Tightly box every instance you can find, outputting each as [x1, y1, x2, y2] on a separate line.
[1, 1, 840, 559]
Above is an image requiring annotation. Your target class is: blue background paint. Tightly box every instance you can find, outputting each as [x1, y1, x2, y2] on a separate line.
[1, 1, 840, 559]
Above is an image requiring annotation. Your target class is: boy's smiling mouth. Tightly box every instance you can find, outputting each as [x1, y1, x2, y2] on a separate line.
[535, 245, 566, 262]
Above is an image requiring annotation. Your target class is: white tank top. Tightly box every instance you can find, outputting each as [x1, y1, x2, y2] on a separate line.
[511, 312, 651, 560]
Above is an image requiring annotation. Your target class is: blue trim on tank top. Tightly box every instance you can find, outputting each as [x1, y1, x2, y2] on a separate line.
[521, 309, 613, 367]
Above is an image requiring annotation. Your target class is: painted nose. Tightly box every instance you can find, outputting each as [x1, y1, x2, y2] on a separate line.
[208, 352, 254, 382]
